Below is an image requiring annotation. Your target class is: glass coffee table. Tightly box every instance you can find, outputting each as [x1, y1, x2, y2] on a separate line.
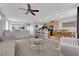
[29, 38, 47, 54]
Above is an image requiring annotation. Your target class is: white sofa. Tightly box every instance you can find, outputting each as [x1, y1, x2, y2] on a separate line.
[60, 37, 79, 56]
[0, 40, 15, 56]
[12, 30, 31, 39]
[0, 30, 15, 56]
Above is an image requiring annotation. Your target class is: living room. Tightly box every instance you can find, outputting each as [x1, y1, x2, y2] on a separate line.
[0, 3, 78, 56]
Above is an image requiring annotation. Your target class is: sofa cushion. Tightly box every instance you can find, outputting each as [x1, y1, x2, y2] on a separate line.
[60, 37, 78, 46]
[60, 37, 79, 56]
[4, 30, 12, 37]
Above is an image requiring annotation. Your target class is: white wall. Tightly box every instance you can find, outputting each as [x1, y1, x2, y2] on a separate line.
[7, 21, 45, 38]
[8, 21, 32, 38]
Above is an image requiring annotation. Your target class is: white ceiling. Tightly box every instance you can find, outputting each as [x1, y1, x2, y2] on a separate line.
[0, 3, 78, 23]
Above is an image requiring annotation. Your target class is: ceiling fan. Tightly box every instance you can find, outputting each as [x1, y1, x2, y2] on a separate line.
[19, 4, 39, 16]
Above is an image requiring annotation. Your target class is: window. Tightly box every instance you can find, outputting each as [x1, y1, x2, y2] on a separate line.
[5, 20, 9, 30]
[26, 25, 34, 35]
[0, 15, 1, 20]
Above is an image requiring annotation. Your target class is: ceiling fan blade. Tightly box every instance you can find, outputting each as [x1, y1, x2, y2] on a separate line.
[25, 12, 29, 14]
[19, 8, 27, 11]
[31, 10, 39, 12]
[27, 4, 31, 9]
[31, 12, 35, 16]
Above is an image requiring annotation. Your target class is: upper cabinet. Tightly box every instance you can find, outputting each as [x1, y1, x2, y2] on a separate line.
[62, 21, 76, 27]
[47, 21, 59, 27]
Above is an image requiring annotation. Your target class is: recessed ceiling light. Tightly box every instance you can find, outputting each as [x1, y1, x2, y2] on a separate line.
[56, 13, 59, 15]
